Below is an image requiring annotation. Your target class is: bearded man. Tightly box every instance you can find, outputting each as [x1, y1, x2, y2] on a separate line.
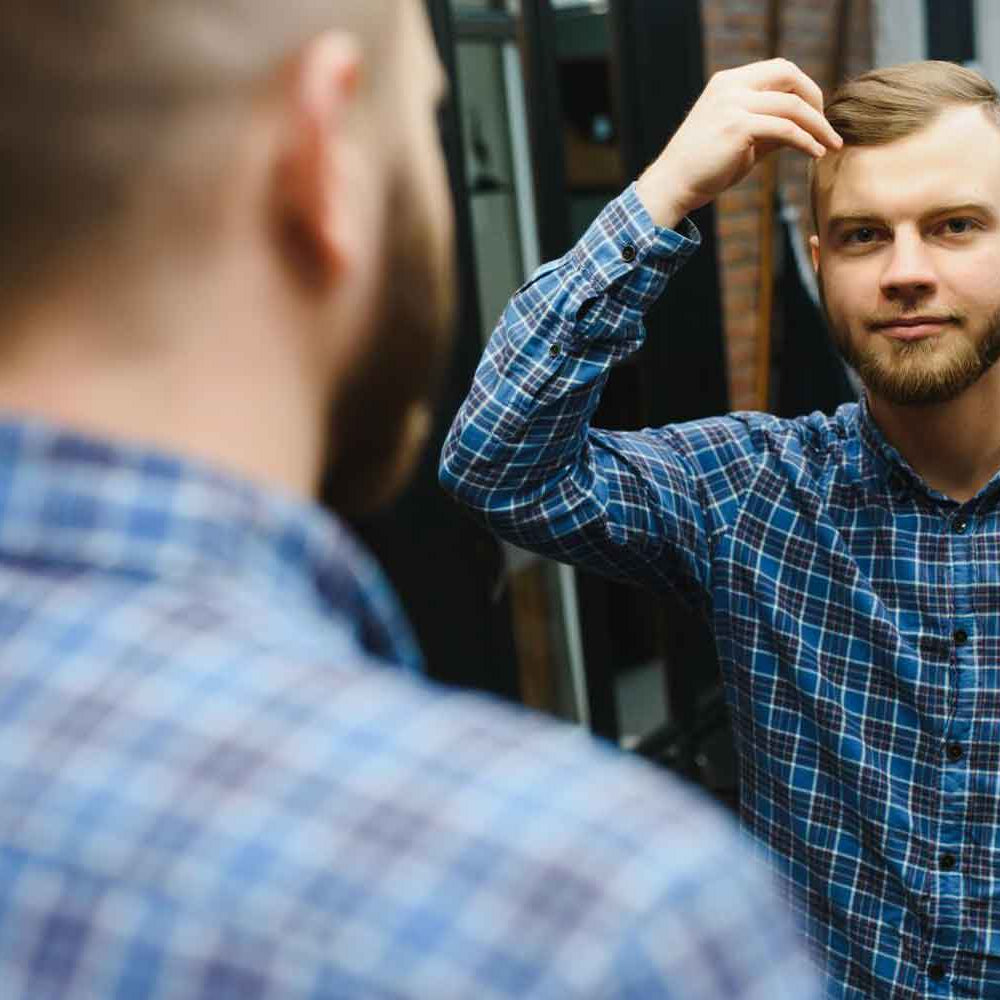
[443, 57, 1000, 998]
[0, 3, 818, 998]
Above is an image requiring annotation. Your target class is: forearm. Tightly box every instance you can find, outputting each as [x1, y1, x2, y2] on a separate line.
[440, 185, 699, 571]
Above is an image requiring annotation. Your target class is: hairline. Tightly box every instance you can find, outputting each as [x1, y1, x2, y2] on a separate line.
[809, 100, 1000, 236]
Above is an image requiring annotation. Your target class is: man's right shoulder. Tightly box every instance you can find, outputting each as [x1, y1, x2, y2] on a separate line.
[652, 402, 860, 489]
[0, 568, 821, 997]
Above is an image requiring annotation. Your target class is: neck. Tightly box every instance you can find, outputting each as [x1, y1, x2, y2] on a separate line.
[868, 365, 1000, 502]
[0, 251, 327, 500]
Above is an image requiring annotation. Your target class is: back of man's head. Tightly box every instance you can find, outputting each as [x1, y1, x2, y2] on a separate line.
[0, 1, 394, 312]
[0, 1, 457, 509]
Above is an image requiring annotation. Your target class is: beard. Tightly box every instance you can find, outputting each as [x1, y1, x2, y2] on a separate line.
[819, 280, 1000, 406]
[322, 170, 456, 516]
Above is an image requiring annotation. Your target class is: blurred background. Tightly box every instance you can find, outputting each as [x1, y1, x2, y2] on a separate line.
[339, 0, 995, 809]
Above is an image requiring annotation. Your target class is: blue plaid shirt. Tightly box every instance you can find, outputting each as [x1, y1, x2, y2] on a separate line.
[0, 416, 817, 998]
[440, 184, 1000, 999]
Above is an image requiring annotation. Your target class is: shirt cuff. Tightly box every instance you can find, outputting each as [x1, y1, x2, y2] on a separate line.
[569, 182, 701, 312]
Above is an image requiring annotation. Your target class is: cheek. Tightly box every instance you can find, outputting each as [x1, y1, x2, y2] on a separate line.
[414, 154, 454, 292]
[820, 263, 875, 324]
[418, 141, 453, 242]
[936, 251, 1000, 310]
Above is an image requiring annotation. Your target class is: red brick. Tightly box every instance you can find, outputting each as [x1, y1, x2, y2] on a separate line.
[703, 0, 873, 407]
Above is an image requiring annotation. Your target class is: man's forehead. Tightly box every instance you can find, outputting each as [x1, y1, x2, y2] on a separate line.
[815, 103, 1000, 223]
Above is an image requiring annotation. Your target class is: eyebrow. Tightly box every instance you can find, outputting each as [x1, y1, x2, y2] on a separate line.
[826, 203, 997, 238]
[825, 214, 882, 237]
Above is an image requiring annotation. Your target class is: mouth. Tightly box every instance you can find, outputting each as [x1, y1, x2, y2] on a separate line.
[869, 317, 956, 341]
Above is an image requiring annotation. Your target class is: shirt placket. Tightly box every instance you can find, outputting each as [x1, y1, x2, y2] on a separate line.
[926, 509, 976, 994]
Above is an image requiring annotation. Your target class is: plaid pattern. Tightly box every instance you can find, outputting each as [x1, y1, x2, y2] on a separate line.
[440, 183, 1000, 999]
[0, 416, 818, 999]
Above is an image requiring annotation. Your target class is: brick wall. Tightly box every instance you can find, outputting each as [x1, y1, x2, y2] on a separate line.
[700, 0, 874, 410]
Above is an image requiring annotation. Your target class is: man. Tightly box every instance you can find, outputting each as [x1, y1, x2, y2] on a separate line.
[442, 57, 1000, 998]
[0, 3, 818, 998]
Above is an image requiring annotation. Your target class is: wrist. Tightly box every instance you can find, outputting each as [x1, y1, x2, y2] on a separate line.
[635, 161, 695, 231]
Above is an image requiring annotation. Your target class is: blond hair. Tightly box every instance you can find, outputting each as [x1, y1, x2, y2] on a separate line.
[811, 60, 1000, 230]
[0, 1, 397, 308]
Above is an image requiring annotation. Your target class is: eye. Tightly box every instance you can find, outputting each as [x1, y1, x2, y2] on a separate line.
[843, 226, 882, 245]
[939, 217, 978, 236]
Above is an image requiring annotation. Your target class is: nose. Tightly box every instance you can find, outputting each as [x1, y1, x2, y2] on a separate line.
[880, 228, 937, 303]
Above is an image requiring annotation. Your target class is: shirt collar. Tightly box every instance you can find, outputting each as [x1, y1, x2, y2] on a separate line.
[0, 416, 422, 672]
[856, 394, 1000, 510]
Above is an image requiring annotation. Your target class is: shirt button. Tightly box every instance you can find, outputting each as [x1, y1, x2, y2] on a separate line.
[947, 743, 964, 762]
[548, 343, 561, 358]
[953, 517, 969, 534]
[940, 853, 957, 871]
[621, 243, 637, 263]
[954, 628, 968, 646]
[928, 963, 946, 982]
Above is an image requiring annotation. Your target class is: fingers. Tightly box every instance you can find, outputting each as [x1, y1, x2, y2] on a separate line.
[746, 91, 842, 152]
[745, 113, 828, 160]
[710, 58, 842, 159]
[643, 57, 840, 222]
[747, 58, 823, 114]
[737, 57, 826, 114]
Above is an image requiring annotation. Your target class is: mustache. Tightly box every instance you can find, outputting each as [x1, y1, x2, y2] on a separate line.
[864, 310, 964, 330]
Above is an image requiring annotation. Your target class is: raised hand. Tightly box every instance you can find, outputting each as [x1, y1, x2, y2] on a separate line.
[635, 58, 842, 229]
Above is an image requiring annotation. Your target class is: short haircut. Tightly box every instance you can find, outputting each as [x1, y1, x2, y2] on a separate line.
[0, 1, 396, 311]
[810, 60, 1000, 232]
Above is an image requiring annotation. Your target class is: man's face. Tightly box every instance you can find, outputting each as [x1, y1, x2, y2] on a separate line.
[812, 104, 1000, 406]
[324, 1, 456, 515]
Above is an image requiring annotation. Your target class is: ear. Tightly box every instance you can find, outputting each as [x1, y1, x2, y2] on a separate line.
[809, 234, 820, 274]
[274, 32, 365, 291]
